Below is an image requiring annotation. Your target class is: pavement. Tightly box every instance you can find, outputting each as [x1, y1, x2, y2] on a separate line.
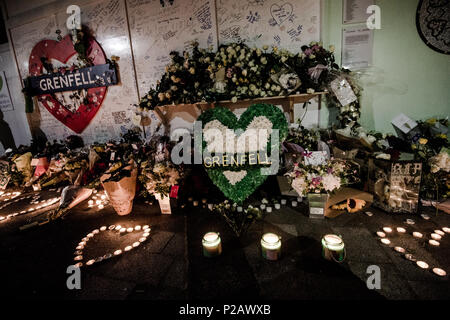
[0, 186, 449, 300]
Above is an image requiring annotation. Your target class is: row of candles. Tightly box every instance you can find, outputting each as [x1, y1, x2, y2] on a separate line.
[377, 226, 449, 277]
[0, 195, 60, 221]
[188, 197, 304, 213]
[202, 232, 345, 262]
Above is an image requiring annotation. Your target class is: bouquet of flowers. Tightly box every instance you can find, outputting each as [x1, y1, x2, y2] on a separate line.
[285, 159, 358, 196]
[212, 200, 264, 237]
[285, 125, 319, 151]
[101, 160, 138, 215]
[139, 160, 182, 198]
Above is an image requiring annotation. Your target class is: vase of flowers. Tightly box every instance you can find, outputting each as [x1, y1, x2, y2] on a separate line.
[285, 159, 356, 218]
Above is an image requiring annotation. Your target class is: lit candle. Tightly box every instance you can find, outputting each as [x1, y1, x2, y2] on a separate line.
[188, 197, 193, 202]
[281, 199, 287, 205]
[127, 227, 134, 233]
[260, 204, 266, 210]
[101, 195, 106, 200]
[202, 232, 222, 257]
[202, 198, 207, 204]
[431, 233, 442, 241]
[266, 206, 272, 213]
[394, 246, 405, 253]
[88, 200, 94, 205]
[291, 201, 298, 207]
[432, 268, 446, 277]
[274, 203, 280, 210]
[208, 203, 214, 211]
[134, 225, 141, 231]
[442, 227, 450, 234]
[413, 232, 423, 238]
[96, 200, 101, 205]
[416, 261, 429, 269]
[406, 219, 415, 225]
[429, 240, 440, 246]
[297, 197, 302, 202]
[380, 238, 391, 245]
[383, 227, 393, 233]
[261, 233, 281, 261]
[396, 227, 406, 233]
[193, 200, 199, 207]
[321, 234, 345, 262]
[376, 231, 386, 238]
[98, 204, 104, 210]
[434, 230, 445, 236]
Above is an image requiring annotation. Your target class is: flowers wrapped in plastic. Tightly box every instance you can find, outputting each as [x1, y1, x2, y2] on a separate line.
[101, 160, 138, 216]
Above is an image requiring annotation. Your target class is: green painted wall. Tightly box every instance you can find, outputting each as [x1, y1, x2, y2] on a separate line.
[321, 0, 450, 133]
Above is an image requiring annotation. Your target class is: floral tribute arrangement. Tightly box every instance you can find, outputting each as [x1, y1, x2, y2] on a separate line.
[135, 41, 360, 127]
[198, 103, 288, 203]
[286, 159, 359, 197]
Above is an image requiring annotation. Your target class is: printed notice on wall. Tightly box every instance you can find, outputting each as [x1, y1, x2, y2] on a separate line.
[0, 71, 13, 112]
[343, 0, 374, 24]
[342, 27, 373, 69]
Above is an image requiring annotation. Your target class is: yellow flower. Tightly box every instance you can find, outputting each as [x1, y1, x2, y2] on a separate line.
[419, 138, 428, 145]
[426, 118, 437, 125]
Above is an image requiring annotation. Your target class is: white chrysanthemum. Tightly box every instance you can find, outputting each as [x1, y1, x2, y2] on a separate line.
[322, 174, 341, 192]
[292, 176, 308, 196]
[223, 170, 247, 185]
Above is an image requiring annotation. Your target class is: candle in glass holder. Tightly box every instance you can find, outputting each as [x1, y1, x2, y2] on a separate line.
[321, 234, 345, 263]
[193, 200, 199, 207]
[261, 233, 281, 261]
[266, 206, 272, 213]
[281, 199, 287, 205]
[274, 203, 280, 210]
[202, 232, 222, 257]
[291, 201, 298, 207]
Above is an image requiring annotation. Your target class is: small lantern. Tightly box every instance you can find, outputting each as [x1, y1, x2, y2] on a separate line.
[202, 232, 222, 257]
[321, 234, 345, 263]
[261, 233, 281, 261]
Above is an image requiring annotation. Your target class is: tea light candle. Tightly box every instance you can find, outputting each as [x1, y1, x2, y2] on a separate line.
[413, 232, 423, 238]
[416, 261, 429, 269]
[394, 246, 405, 253]
[98, 204, 104, 210]
[321, 234, 345, 262]
[266, 206, 272, 213]
[380, 238, 391, 245]
[193, 200, 199, 207]
[429, 240, 440, 246]
[202, 232, 222, 257]
[202, 198, 207, 204]
[208, 203, 214, 211]
[291, 201, 297, 207]
[274, 203, 280, 210]
[442, 227, 450, 234]
[188, 197, 193, 202]
[434, 230, 445, 236]
[431, 233, 442, 241]
[376, 231, 386, 238]
[88, 200, 94, 205]
[406, 219, 415, 225]
[396, 227, 406, 233]
[281, 199, 287, 205]
[432, 268, 447, 277]
[261, 233, 281, 261]
[383, 227, 393, 233]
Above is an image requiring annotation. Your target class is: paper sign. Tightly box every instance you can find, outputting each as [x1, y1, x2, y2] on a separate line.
[169, 185, 179, 198]
[304, 151, 328, 166]
[343, 0, 374, 24]
[342, 27, 373, 69]
[330, 77, 357, 107]
[0, 71, 13, 112]
[158, 197, 172, 214]
[391, 114, 418, 135]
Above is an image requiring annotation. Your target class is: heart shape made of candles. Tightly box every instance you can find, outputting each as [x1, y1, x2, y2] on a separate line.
[73, 224, 151, 267]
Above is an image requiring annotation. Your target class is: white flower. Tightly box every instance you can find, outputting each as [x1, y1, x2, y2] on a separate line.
[231, 96, 238, 103]
[322, 174, 341, 192]
[292, 176, 308, 196]
[242, 69, 248, 76]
